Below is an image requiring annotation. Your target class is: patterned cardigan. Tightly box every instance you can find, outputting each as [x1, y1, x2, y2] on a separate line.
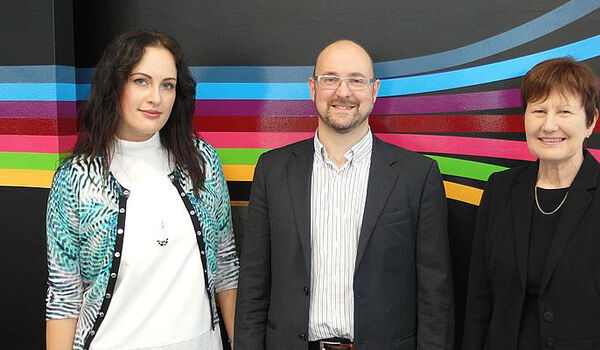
[45, 139, 239, 350]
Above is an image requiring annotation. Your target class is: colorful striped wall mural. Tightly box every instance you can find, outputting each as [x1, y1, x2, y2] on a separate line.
[2, 0, 600, 208]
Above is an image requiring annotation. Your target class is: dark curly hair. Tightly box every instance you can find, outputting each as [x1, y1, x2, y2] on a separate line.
[71, 29, 205, 193]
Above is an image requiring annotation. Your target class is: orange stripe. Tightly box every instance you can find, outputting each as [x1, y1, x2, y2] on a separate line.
[443, 181, 483, 206]
[0, 169, 54, 188]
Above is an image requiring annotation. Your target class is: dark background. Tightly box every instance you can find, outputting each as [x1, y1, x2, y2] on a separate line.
[2, 0, 600, 348]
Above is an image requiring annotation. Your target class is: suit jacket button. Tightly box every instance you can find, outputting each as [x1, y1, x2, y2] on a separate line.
[545, 337, 555, 348]
[303, 287, 309, 295]
[298, 332, 307, 341]
[543, 311, 554, 322]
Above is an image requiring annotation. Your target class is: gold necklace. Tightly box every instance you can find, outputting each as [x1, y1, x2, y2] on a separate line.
[534, 186, 568, 215]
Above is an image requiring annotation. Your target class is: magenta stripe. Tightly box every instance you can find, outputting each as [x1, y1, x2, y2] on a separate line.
[0, 101, 77, 118]
[1, 88, 521, 118]
[194, 89, 521, 116]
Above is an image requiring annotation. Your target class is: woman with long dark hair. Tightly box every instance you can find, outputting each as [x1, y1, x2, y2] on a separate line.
[45, 30, 238, 350]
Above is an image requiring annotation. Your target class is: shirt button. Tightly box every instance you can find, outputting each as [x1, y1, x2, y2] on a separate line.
[543, 311, 554, 322]
[545, 337, 555, 348]
[303, 287, 309, 295]
[298, 332, 307, 341]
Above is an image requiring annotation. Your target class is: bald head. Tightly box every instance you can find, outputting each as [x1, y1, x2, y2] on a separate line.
[314, 40, 375, 78]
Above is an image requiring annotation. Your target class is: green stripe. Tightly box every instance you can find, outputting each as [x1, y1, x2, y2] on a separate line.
[425, 154, 507, 181]
[216, 148, 270, 165]
[0, 152, 69, 170]
[0, 149, 506, 180]
[215, 148, 506, 181]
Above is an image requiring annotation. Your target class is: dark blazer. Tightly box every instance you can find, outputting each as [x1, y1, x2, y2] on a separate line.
[463, 152, 600, 350]
[235, 136, 454, 350]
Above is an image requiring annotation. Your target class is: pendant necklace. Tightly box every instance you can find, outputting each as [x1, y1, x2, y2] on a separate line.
[114, 150, 171, 247]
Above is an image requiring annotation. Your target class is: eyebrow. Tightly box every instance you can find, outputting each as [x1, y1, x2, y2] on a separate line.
[318, 71, 368, 78]
[129, 72, 177, 81]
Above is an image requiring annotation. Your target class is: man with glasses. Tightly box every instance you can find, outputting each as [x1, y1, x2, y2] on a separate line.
[235, 40, 454, 350]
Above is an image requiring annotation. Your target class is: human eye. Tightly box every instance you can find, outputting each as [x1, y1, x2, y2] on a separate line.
[133, 78, 148, 86]
[321, 75, 340, 85]
[348, 77, 368, 87]
[162, 81, 176, 89]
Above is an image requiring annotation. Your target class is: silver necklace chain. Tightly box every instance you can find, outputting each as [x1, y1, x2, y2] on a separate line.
[534, 186, 568, 215]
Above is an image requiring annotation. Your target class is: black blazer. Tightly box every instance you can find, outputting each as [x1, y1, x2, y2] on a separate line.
[463, 152, 600, 350]
[235, 136, 454, 350]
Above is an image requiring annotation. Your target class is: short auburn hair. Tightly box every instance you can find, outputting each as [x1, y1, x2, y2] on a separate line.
[521, 57, 600, 127]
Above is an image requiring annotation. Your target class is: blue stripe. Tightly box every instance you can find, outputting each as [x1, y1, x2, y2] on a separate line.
[1, 0, 598, 85]
[3, 34, 600, 101]
[0, 66, 75, 83]
[0, 83, 76, 101]
[376, 0, 600, 77]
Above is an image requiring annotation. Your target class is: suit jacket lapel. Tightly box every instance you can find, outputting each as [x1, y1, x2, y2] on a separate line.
[355, 137, 399, 271]
[540, 153, 599, 294]
[512, 163, 537, 291]
[287, 139, 315, 273]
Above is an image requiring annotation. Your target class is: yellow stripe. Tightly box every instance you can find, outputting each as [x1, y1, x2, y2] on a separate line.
[223, 164, 255, 181]
[443, 180, 483, 206]
[0, 169, 54, 188]
[0, 166, 484, 207]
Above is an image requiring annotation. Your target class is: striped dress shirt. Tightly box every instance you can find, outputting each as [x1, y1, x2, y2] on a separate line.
[308, 129, 373, 341]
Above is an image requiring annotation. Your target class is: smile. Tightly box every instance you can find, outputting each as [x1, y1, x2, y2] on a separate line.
[139, 109, 162, 118]
[331, 104, 356, 110]
[538, 137, 565, 144]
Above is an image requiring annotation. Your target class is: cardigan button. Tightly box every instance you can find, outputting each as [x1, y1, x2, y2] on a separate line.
[545, 337, 555, 348]
[298, 332, 307, 341]
[117, 228, 124, 234]
[543, 311, 554, 322]
[303, 287, 309, 295]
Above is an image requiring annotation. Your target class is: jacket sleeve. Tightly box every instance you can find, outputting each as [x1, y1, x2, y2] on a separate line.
[209, 146, 239, 293]
[234, 154, 271, 349]
[416, 161, 455, 350]
[461, 174, 495, 349]
[46, 164, 83, 320]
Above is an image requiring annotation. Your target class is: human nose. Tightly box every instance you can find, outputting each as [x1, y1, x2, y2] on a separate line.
[541, 112, 559, 132]
[334, 78, 352, 97]
[146, 85, 162, 105]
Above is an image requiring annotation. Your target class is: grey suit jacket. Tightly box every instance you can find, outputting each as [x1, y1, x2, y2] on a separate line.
[235, 136, 454, 350]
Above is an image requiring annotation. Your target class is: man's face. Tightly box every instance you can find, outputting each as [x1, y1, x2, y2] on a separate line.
[309, 42, 380, 134]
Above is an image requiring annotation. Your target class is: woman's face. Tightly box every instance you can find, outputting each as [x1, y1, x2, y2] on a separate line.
[117, 46, 177, 142]
[525, 89, 596, 166]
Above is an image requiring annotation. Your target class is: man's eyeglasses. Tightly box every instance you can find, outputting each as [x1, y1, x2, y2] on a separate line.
[313, 75, 376, 91]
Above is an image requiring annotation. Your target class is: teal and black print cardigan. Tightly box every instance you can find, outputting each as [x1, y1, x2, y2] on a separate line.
[46, 138, 239, 350]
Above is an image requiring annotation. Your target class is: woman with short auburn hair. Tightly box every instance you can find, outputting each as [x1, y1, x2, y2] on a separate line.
[463, 58, 600, 349]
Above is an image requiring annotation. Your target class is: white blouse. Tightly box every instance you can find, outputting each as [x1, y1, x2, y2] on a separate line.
[90, 133, 220, 350]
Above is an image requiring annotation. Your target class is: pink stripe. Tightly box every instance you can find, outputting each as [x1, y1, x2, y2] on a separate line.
[198, 132, 538, 160]
[0, 135, 77, 153]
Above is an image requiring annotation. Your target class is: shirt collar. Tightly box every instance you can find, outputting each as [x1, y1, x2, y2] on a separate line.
[313, 128, 373, 165]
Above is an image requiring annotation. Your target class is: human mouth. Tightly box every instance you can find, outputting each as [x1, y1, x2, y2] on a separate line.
[139, 109, 161, 118]
[538, 137, 565, 145]
[330, 103, 357, 110]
